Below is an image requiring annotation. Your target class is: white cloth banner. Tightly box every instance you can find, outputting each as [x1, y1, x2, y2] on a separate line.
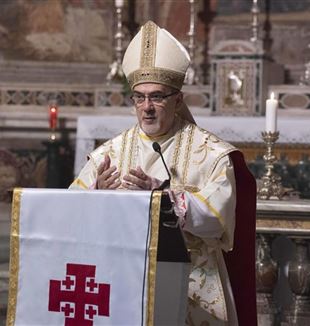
[7, 188, 159, 326]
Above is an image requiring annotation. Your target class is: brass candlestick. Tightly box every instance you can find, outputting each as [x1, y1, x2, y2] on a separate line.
[184, 0, 200, 85]
[106, 2, 125, 83]
[258, 131, 284, 200]
[250, 0, 260, 43]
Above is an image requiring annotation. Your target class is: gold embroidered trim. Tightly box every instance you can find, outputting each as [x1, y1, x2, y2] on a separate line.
[171, 184, 200, 193]
[132, 127, 140, 169]
[182, 124, 195, 186]
[192, 192, 225, 226]
[118, 129, 129, 177]
[171, 119, 185, 185]
[128, 67, 185, 90]
[147, 191, 162, 326]
[207, 148, 236, 180]
[127, 125, 139, 173]
[215, 250, 228, 320]
[141, 21, 157, 68]
[7, 188, 22, 326]
[193, 138, 213, 165]
[72, 178, 88, 189]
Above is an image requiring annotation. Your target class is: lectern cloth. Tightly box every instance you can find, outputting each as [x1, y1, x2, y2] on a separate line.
[7, 188, 161, 326]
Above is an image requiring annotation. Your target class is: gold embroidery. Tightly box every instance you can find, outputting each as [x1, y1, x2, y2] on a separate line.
[191, 259, 209, 289]
[118, 130, 129, 177]
[207, 149, 235, 180]
[132, 126, 140, 169]
[182, 124, 195, 185]
[129, 20, 185, 90]
[126, 125, 139, 173]
[7, 188, 22, 326]
[191, 293, 220, 311]
[171, 183, 200, 193]
[127, 67, 185, 90]
[141, 21, 157, 68]
[215, 252, 228, 319]
[184, 185, 201, 192]
[171, 119, 185, 185]
[193, 135, 216, 165]
[147, 191, 162, 326]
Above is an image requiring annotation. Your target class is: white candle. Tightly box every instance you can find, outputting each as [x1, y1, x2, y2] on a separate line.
[265, 92, 278, 133]
[115, 0, 124, 7]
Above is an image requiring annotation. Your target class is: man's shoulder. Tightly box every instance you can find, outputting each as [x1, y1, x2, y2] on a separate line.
[183, 121, 236, 154]
[89, 125, 137, 160]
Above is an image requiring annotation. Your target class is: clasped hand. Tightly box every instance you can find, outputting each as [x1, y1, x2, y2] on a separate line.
[96, 155, 160, 190]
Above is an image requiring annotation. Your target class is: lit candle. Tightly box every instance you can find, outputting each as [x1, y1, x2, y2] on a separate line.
[115, 0, 124, 7]
[49, 105, 58, 130]
[265, 92, 278, 133]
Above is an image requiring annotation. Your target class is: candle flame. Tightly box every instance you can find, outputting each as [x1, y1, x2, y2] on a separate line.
[270, 92, 275, 100]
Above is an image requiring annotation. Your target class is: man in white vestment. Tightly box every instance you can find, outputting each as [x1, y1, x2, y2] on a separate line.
[71, 21, 257, 326]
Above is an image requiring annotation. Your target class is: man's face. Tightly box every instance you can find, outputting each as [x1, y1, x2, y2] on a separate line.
[132, 83, 181, 137]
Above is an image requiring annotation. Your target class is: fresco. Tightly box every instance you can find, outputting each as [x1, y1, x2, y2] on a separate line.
[0, 0, 114, 62]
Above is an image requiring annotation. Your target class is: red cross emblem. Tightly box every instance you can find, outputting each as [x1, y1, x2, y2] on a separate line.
[48, 263, 110, 325]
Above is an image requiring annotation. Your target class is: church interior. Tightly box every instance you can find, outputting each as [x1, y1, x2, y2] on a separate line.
[1, 0, 310, 324]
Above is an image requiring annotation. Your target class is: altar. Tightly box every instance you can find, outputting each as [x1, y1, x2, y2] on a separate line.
[73, 113, 310, 199]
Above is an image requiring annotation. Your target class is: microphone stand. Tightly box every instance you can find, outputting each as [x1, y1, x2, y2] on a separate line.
[152, 142, 171, 191]
[152, 142, 178, 227]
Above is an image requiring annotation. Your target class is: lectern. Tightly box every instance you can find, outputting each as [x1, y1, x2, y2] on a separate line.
[6, 189, 190, 326]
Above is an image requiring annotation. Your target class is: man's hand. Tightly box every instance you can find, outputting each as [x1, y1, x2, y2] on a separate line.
[122, 166, 160, 190]
[96, 155, 121, 189]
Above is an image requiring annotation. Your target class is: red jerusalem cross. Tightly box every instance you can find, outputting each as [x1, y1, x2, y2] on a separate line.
[49, 263, 110, 326]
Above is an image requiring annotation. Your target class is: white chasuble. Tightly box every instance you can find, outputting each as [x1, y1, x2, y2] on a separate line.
[7, 188, 161, 326]
[71, 116, 239, 325]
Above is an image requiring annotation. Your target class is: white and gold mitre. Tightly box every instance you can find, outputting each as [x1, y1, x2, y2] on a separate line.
[122, 21, 190, 90]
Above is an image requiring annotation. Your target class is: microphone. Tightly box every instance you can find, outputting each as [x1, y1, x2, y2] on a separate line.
[152, 142, 171, 190]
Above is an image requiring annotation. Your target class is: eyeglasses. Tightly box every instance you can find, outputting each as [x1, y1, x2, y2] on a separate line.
[130, 91, 179, 106]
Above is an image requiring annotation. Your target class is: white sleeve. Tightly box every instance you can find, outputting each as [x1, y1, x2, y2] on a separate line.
[69, 156, 98, 190]
[182, 155, 236, 251]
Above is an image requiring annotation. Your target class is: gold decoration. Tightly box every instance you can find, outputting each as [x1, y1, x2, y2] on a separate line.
[6, 188, 22, 326]
[171, 120, 185, 185]
[258, 131, 285, 200]
[127, 67, 185, 90]
[140, 21, 157, 68]
[193, 139, 215, 165]
[147, 190, 162, 326]
[118, 129, 129, 178]
[126, 125, 139, 174]
[182, 124, 195, 185]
